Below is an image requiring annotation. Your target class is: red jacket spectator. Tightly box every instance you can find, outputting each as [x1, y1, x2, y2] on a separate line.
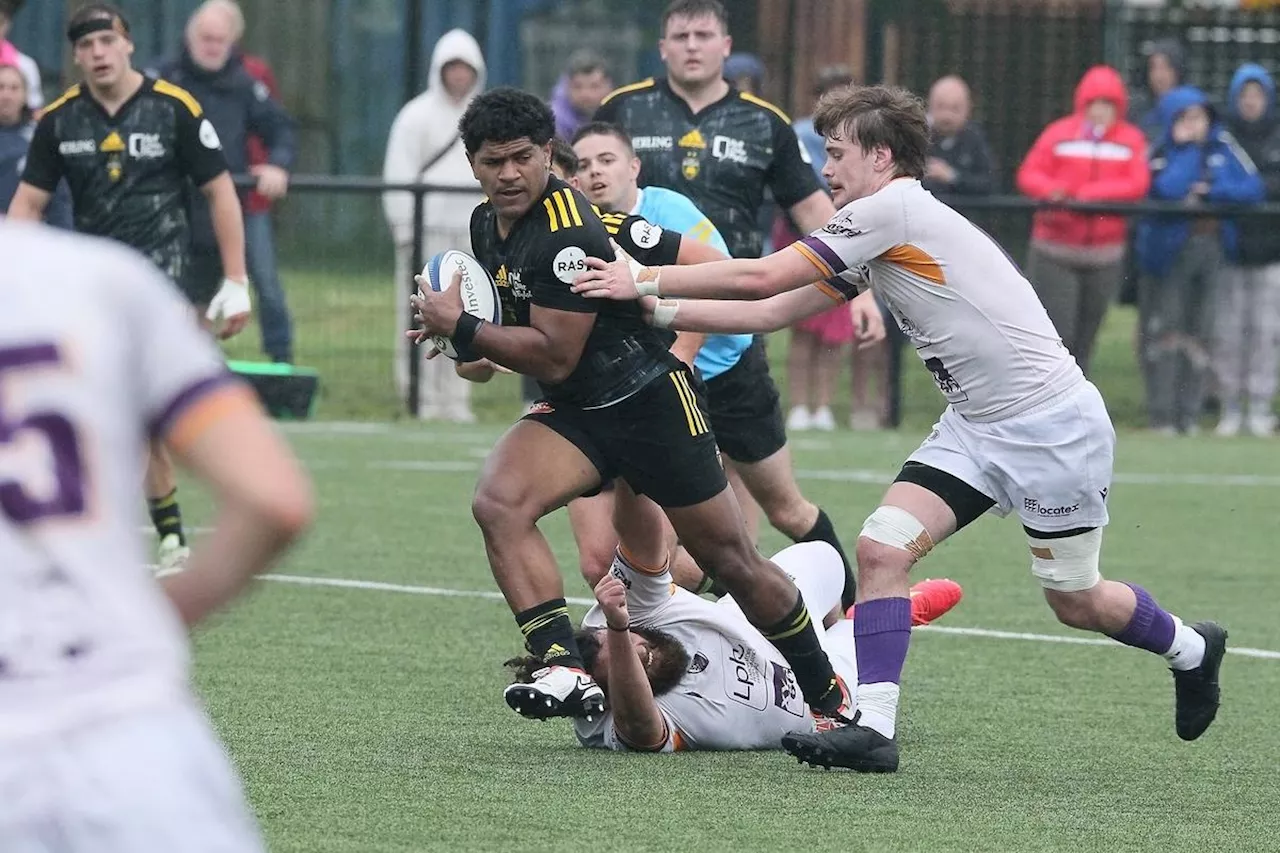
[240, 52, 278, 216]
[1017, 66, 1149, 248]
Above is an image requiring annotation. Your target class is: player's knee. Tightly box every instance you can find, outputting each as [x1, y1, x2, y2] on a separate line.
[1028, 526, 1104, 628]
[760, 492, 812, 536]
[578, 542, 616, 588]
[685, 526, 757, 584]
[856, 505, 933, 575]
[471, 477, 536, 535]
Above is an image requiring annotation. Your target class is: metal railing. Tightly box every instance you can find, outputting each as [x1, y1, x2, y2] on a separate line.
[237, 174, 1280, 424]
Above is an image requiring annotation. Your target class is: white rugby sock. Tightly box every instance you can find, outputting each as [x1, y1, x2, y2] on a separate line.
[1164, 617, 1206, 671]
[854, 682, 900, 738]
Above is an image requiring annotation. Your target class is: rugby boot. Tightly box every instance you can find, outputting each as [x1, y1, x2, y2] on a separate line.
[783, 711, 900, 773]
[504, 665, 606, 722]
[1173, 621, 1227, 741]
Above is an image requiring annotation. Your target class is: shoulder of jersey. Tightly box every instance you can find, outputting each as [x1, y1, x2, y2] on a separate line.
[599, 77, 657, 107]
[150, 78, 205, 117]
[591, 205, 630, 236]
[542, 185, 593, 233]
[737, 91, 791, 124]
[41, 84, 82, 116]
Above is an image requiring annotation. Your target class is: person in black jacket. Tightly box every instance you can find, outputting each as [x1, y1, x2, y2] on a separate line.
[1214, 63, 1280, 437]
[922, 75, 995, 195]
[151, 0, 298, 363]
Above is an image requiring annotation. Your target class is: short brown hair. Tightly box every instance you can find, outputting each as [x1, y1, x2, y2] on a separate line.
[813, 85, 928, 180]
[661, 0, 729, 35]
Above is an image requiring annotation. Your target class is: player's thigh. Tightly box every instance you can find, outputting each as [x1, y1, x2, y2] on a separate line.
[474, 415, 606, 525]
[567, 485, 617, 585]
[983, 383, 1116, 536]
[729, 444, 810, 521]
[611, 479, 676, 572]
[723, 460, 760, 542]
[608, 368, 728, 511]
[901, 406, 1004, 527]
[704, 342, 788, 466]
[49, 707, 264, 853]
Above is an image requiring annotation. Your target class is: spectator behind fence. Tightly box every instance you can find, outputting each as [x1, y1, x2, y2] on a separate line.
[1130, 39, 1186, 145]
[382, 29, 485, 423]
[923, 75, 995, 195]
[550, 50, 612, 143]
[1017, 66, 1149, 378]
[152, 0, 298, 364]
[1214, 63, 1280, 437]
[0, 1, 41, 110]
[1135, 86, 1265, 435]
[0, 62, 69, 227]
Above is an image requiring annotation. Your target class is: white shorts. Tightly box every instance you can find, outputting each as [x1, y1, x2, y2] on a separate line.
[907, 381, 1116, 533]
[0, 704, 265, 853]
[718, 541, 857, 686]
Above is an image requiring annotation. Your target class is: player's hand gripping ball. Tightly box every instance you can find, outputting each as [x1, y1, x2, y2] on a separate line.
[411, 250, 502, 361]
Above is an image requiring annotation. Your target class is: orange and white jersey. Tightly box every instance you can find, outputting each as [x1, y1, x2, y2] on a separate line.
[794, 178, 1084, 422]
[573, 543, 854, 752]
[0, 222, 240, 741]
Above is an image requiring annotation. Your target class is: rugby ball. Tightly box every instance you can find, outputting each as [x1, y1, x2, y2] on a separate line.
[420, 250, 502, 360]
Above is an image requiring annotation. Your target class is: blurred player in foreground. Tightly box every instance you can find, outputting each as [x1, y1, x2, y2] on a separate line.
[6, 2, 252, 573]
[507, 543, 961, 752]
[572, 84, 1227, 772]
[0, 220, 312, 850]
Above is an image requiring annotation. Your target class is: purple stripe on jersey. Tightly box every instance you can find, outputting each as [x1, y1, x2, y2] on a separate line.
[798, 235, 848, 275]
[148, 372, 239, 441]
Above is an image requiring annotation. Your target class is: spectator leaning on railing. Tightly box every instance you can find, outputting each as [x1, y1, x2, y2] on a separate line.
[1135, 85, 1265, 436]
[1017, 65, 1150, 378]
[1213, 63, 1280, 437]
[0, 61, 69, 227]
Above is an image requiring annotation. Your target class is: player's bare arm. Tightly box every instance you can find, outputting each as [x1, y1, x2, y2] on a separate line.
[575, 240, 820, 301]
[593, 573, 668, 750]
[158, 385, 312, 626]
[201, 171, 251, 339]
[787, 189, 837, 234]
[5, 182, 52, 220]
[411, 269, 595, 384]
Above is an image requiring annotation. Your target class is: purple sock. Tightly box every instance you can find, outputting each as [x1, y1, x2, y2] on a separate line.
[854, 597, 912, 684]
[1108, 583, 1175, 654]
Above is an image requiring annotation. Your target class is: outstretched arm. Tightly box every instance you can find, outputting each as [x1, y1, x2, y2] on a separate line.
[574, 243, 822, 301]
[649, 284, 849, 335]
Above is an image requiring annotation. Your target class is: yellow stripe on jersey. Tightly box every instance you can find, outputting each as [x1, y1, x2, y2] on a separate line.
[739, 91, 791, 124]
[600, 77, 656, 106]
[543, 197, 562, 232]
[792, 241, 835, 278]
[598, 212, 626, 236]
[561, 189, 584, 227]
[553, 191, 573, 230]
[153, 79, 203, 117]
[814, 280, 846, 303]
[42, 85, 82, 115]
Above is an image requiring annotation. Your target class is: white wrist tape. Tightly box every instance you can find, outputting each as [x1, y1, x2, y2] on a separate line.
[651, 299, 680, 329]
[635, 270, 662, 297]
[206, 277, 251, 322]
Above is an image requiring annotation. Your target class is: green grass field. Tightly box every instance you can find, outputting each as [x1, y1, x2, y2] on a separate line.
[225, 267, 1171, 428]
[178, 416, 1280, 852]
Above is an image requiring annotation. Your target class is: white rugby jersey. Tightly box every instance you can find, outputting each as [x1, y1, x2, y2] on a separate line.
[573, 543, 857, 752]
[0, 222, 235, 740]
[794, 178, 1084, 422]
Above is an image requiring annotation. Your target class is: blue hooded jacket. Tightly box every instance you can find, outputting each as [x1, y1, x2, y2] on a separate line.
[1134, 86, 1266, 277]
[1225, 64, 1280, 266]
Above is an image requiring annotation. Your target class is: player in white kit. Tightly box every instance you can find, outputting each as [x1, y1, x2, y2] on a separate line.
[0, 220, 313, 850]
[504, 542, 960, 752]
[571, 84, 1227, 772]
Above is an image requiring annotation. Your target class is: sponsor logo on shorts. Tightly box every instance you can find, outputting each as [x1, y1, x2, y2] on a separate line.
[609, 562, 632, 589]
[1023, 498, 1079, 517]
[527, 401, 554, 415]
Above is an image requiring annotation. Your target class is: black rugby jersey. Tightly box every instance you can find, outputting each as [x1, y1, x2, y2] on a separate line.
[468, 175, 684, 408]
[594, 77, 821, 259]
[21, 77, 228, 280]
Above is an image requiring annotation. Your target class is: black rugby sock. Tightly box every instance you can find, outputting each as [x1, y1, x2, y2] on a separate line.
[516, 598, 584, 669]
[795, 507, 856, 608]
[758, 592, 842, 713]
[693, 574, 728, 598]
[148, 489, 185, 545]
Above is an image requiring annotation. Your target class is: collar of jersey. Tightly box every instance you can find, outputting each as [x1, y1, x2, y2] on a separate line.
[657, 76, 738, 120]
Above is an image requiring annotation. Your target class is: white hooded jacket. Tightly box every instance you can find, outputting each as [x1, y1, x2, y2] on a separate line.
[382, 29, 486, 247]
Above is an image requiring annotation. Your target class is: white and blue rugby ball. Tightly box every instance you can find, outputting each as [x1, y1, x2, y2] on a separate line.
[421, 250, 502, 360]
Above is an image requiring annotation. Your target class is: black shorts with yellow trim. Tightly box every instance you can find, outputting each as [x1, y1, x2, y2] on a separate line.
[522, 366, 727, 509]
[704, 337, 787, 465]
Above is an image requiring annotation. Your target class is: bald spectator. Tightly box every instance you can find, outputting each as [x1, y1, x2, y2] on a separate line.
[151, 0, 298, 364]
[923, 75, 995, 195]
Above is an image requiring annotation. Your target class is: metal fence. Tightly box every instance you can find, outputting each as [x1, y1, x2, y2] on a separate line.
[246, 177, 1280, 427]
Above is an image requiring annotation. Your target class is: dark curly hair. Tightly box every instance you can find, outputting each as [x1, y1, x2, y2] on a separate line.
[550, 136, 579, 179]
[505, 629, 600, 684]
[459, 86, 556, 156]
